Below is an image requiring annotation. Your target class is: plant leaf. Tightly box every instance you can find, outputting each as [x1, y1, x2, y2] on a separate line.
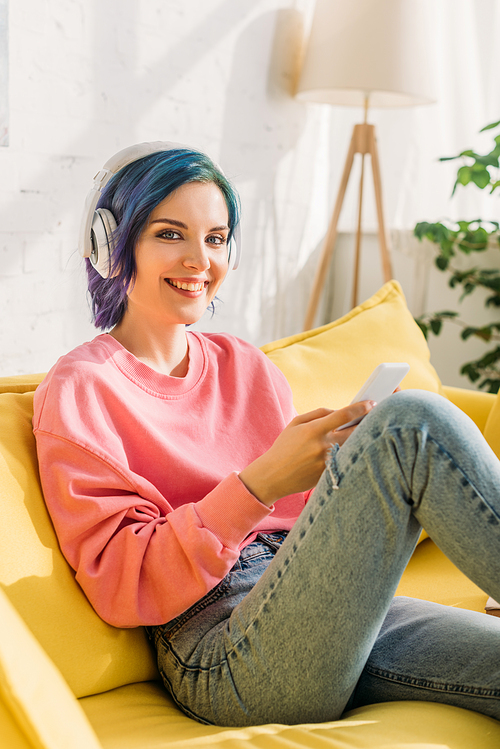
[430, 319, 442, 335]
[456, 166, 472, 186]
[476, 153, 499, 167]
[414, 319, 429, 339]
[461, 327, 479, 341]
[460, 363, 481, 382]
[437, 310, 459, 318]
[483, 380, 500, 394]
[470, 169, 491, 189]
[436, 255, 449, 271]
[480, 120, 500, 131]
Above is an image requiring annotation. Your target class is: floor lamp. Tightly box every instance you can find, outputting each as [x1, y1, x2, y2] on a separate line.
[296, 0, 436, 331]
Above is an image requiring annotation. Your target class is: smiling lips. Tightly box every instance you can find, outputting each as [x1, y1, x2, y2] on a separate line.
[166, 279, 207, 292]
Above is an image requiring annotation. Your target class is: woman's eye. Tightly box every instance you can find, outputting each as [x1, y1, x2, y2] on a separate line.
[159, 230, 181, 240]
[207, 235, 227, 246]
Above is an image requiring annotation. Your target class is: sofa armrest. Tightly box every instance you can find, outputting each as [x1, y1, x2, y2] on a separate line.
[0, 374, 46, 395]
[441, 385, 495, 434]
[0, 587, 102, 749]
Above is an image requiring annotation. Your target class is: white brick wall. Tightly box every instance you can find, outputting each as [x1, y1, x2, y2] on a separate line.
[1, 0, 320, 375]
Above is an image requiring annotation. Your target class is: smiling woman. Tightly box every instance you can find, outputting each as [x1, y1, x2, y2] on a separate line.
[84, 146, 240, 335]
[32, 142, 500, 730]
[110, 181, 231, 376]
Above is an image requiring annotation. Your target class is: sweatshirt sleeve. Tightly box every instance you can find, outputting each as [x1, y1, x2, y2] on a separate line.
[34, 430, 272, 628]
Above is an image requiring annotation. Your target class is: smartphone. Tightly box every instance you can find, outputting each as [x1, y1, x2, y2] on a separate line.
[336, 362, 410, 431]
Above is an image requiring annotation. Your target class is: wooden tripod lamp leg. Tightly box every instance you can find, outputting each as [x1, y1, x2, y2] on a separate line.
[303, 122, 393, 331]
[351, 150, 366, 309]
[369, 127, 393, 283]
[303, 128, 357, 332]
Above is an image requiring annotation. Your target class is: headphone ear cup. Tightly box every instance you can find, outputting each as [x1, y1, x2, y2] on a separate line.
[228, 223, 241, 271]
[90, 208, 118, 278]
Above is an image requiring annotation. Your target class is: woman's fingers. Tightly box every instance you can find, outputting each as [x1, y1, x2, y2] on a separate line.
[289, 408, 334, 425]
[298, 402, 376, 434]
[239, 402, 377, 506]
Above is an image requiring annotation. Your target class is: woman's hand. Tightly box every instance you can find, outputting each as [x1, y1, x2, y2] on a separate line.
[238, 401, 375, 507]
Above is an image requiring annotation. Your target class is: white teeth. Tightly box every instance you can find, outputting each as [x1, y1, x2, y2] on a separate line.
[168, 280, 204, 291]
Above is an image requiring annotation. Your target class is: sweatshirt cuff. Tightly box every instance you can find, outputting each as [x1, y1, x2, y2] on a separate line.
[195, 472, 272, 549]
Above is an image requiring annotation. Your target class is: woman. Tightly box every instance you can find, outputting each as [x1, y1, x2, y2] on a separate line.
[33, 143, 500, 727]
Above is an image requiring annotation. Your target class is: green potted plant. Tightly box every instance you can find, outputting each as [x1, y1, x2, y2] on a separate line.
[414, 120, 500, 393]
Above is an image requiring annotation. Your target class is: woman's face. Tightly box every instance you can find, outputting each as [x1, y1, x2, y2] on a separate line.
[126, 180, 230, 329]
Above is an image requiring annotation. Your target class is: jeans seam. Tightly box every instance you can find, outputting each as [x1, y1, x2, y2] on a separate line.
[403, 428, 500, 524]
[222, 491, 332, 663]
[154, 572, 234, 644]
[158, 665, 216, 725]
[158, 536, 290, 673]
[365, 666, 500, 699]
[238, 549, 274, 567]
[158, 510, 325, 673]
[340, 422, 499, 524]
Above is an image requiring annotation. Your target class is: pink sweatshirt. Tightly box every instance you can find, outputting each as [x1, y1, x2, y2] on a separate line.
[33, 332, 309, 627]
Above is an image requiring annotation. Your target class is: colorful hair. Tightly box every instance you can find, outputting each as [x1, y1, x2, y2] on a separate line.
[86, 148, 241, 330]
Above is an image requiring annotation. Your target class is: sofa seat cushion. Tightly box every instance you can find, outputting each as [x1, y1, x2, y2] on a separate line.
[0, 388, 159, 700]
[80, 680, 500, 749]
[261, 280, 442, 415]
[395, 538, 487, 612]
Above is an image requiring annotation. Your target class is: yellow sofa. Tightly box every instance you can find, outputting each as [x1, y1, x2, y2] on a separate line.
[1, 281, 499, 749]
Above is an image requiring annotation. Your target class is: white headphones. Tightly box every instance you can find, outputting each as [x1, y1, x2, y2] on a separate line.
[78, 141, 241, 278]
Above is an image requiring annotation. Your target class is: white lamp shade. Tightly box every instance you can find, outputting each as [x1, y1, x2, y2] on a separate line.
[297, 0, 436, 108]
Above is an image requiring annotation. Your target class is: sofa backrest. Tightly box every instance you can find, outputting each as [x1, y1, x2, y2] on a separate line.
[0, 380, 159, 700]
[261, 280, 443, 413]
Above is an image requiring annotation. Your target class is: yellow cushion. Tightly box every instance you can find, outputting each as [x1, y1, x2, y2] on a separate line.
[261, 281, 442, 414]
[80, 680, 500, 749]
[396, 538, 487, 612]
[0, 586, 101, 749]
[483, 389, 500, 459]
[0, 373, 45, 395]
[0, 389, 159, 700]
[0, 700, 35, 749]
[442, 385, 495, 434]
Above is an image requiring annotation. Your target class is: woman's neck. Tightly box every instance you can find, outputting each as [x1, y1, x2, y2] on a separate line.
[109, 317, 190, 378]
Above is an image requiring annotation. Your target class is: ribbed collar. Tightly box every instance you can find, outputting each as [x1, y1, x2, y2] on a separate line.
[97, 331, 208, 398]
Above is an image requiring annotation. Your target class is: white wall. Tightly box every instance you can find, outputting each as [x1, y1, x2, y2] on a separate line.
[0, 0, 314, 374]
[1, 0, 499, 392]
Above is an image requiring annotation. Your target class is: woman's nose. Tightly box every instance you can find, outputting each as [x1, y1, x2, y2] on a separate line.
[183, 238, 210, 269]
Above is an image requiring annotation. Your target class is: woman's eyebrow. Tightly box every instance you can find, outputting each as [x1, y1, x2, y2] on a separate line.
[150, 218, 229, 232]
[150, 218, 188, 228]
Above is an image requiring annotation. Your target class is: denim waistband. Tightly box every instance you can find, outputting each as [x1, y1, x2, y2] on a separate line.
[146, 531, 289, 645]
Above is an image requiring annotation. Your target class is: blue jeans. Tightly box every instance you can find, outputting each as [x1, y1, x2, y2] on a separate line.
[147, 391, 500, 726]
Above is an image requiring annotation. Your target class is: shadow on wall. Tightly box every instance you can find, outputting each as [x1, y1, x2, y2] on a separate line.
[219, 8, 306, 173]
[218, 9, 308, 342]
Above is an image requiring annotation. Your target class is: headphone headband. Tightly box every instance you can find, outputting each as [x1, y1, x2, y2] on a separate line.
[78, 141, 241, 276]
[78, 141, 190, 263]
